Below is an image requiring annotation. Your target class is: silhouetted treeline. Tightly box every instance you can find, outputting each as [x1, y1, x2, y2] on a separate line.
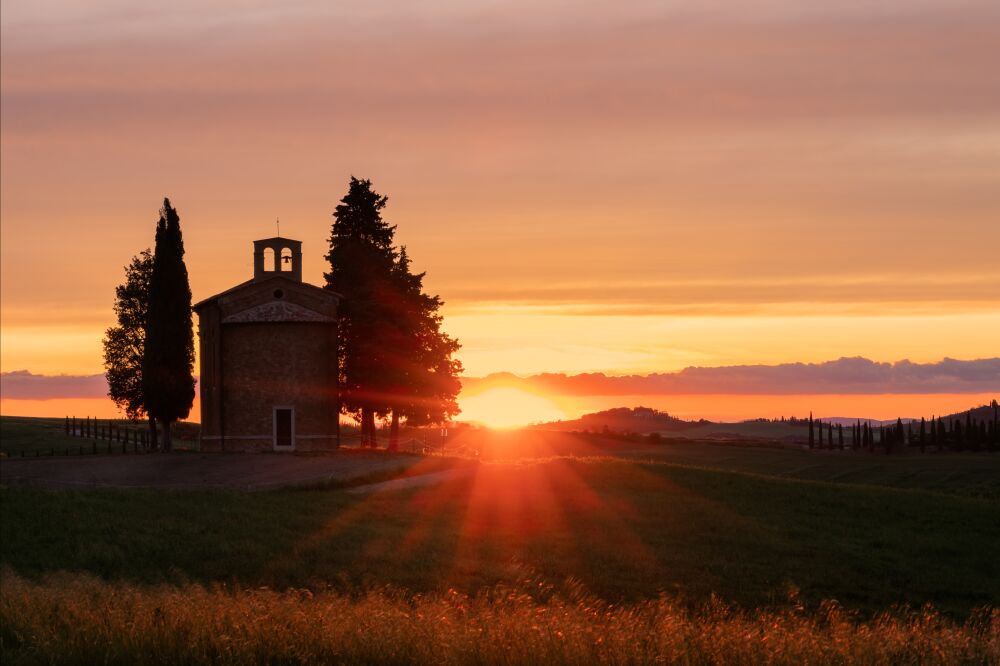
[808, 401, 998, 454]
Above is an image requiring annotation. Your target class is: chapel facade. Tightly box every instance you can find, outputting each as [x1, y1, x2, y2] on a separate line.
[194, 237, 340, 452]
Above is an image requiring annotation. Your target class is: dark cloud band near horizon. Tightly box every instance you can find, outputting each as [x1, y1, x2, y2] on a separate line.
[463, 357, 1000, 396]
[4, 357, 998, 401]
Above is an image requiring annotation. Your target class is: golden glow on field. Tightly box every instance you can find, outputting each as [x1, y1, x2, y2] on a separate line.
[458, 387, 569, 428]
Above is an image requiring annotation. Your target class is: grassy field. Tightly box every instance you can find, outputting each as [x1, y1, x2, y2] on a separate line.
[0, 416, 199, 455]
[2, 457, 997, 615]
[3, 571, 996, 665]
[449, 428, 1000, 498]
[2, 418, 999, 662]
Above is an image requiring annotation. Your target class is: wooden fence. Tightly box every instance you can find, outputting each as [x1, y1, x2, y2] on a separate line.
[10, 416, 158, 458]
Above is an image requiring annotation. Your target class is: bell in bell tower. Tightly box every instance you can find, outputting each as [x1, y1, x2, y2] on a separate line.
[252, 237, 302, 282]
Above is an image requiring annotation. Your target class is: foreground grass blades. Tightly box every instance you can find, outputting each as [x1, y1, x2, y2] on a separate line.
[2, 571, 997, 665]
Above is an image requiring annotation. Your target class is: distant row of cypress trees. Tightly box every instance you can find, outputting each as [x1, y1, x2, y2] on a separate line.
[807, 402, 1000, 454]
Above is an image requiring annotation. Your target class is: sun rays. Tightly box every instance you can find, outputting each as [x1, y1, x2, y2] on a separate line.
[458, 387, 569, 428]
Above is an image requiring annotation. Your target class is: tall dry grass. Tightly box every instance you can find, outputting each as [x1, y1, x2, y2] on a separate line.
[1, 570, 996, 665]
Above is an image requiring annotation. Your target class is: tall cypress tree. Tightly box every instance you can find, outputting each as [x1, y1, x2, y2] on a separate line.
[325, 177, 399, 446]
[989, 406, 998, 451]
[142, 198, 195, 451]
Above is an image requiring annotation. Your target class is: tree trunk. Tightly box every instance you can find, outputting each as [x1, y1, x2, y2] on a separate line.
[388, 410, 400, 452]
[365, 409, 377, 448]
[360, 407, 372, 447]
[148, 416, 158, 451]
[161, 419, 172, 453]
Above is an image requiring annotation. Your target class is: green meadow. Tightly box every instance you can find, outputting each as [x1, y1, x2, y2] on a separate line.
[2, 418, 998, 663]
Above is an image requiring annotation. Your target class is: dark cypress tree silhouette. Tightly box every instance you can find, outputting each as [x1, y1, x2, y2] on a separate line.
[808, 412, 814, 449]
[989, 418, 997, 452]
[102, 249, 157, 446]
[838, 423, 844, 450]
[324, 177, 398, 447]
[142, 199, 195, 451]
[919, 417, 926, 454]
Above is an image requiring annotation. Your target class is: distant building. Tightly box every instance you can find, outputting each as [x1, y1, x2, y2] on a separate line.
[193, 237, 340, 451]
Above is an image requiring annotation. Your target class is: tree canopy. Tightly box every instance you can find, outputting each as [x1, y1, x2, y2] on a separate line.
[102, 249, 153, 421]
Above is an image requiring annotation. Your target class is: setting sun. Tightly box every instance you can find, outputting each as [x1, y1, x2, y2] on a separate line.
[459, 387, 568, 428]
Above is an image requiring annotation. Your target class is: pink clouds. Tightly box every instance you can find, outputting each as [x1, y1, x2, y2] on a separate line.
[0, 370, 108, 400]
[6, 358, 997, 402]
[463, 357, 1000, 396]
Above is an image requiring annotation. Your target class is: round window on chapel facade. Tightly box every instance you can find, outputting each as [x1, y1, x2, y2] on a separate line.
[273, 289, 284, 299]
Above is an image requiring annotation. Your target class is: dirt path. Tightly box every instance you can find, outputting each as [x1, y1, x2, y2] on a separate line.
[346, 466, 475, 494]
[0, 452, 421, 490]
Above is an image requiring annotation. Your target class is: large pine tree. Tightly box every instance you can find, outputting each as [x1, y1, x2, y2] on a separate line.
[325, 177, 462, 448]
[103, 249, 157, 444]
[142, 198, 195, 451]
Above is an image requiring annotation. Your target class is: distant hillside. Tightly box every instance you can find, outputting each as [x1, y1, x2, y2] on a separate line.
[532, 400, 999, 443]
[532, 407, 697, 434]
[939, 400, 999, 424]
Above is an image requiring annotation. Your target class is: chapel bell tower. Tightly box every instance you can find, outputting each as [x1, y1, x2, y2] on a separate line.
[253, 237, 303, 283]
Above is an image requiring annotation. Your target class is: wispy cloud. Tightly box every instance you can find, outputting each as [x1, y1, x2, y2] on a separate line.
[443, 274, 1000, 316]
[464, 357, 1000, 396]
[1, 370, 107, 400]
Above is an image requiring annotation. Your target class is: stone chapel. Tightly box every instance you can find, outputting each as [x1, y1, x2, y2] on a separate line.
[194, 237, 340, 451]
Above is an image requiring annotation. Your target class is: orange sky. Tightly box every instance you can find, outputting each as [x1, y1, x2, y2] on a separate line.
[2, 1, 999, 421]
